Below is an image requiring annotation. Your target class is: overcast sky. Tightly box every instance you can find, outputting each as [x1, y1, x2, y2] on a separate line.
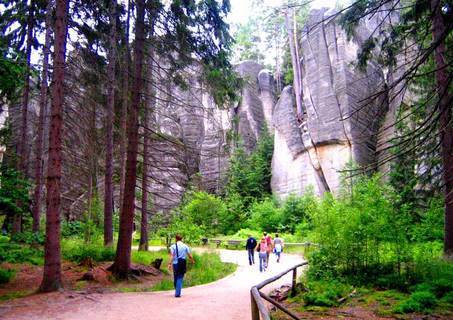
[227, 0, 338, 25]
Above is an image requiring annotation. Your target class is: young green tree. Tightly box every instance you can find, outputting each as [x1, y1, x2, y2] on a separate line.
[340, 0, 452, 257]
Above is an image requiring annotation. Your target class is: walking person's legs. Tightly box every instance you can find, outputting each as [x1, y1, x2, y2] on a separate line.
[175, 274, 184, 297]
[259, 253, 265, 272]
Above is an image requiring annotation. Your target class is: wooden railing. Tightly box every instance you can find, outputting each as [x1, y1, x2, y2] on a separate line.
[250, 261, 309, 320]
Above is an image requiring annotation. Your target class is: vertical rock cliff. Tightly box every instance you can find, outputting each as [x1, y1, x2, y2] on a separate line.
[271, 8, 388, 197]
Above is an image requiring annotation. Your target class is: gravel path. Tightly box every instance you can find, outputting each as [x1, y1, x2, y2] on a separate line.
[1, 248, 305, 320]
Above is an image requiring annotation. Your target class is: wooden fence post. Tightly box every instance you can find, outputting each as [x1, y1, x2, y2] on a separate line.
[291, 268, 297, 297]
[251, 288, 260, 320]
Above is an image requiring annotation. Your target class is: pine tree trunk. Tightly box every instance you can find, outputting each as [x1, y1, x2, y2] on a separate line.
[32, 0, 53, 233]
[18, 1, 34, 176]
[431, 0, 453, 258]
[139, 51, 154, 252]
[103, 0, 117, 247]
[119, 0, 131, 211]
[110, 0, 145, 278]
[39, 0, 69, 293]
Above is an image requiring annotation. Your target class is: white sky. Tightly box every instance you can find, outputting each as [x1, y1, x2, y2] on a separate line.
[227, 0, 338, 25]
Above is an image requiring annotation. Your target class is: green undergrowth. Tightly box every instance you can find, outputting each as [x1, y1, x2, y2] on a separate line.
[0, 236, 43, 266]
[0, 268, 15, 284]
[61, 238, 115, 263]
[151, 251, 237, 291]
[0, 290, 33, 301]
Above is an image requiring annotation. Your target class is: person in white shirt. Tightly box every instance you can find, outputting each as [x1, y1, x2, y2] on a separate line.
[168, 234, 195, 297]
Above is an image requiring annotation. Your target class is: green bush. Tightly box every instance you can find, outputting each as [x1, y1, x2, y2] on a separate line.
[303, 280, 352, 307]
[248, 198, 283, 232]
[395, 290, 437, 313]
[61, 239, 115, 263]
[10, 231, 44, 245]
[0, 241, 43, 265]
[182, 191, 229, 235]
[281, 190, 317, 233]
[156, 213, 205, 245]
[62, 221, 85, 238]
[0, 268, 15, 284]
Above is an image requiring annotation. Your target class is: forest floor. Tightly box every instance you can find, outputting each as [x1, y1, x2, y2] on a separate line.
[0, 248, 305, 319]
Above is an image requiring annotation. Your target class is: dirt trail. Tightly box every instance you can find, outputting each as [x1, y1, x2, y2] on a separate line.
[0, 248, 305, 320]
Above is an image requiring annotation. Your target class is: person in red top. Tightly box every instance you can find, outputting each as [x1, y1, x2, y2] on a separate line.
[263, 232, 273, 268]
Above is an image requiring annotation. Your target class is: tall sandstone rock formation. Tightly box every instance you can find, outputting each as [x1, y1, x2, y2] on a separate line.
[272, 8, 388, 197]
[148, 60, 276, 212]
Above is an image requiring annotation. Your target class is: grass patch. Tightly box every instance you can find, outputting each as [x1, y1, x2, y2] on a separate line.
[61, 239, 115, 263]
[0, 239, 43, 265]
[151, 251, 236, 291]
[0, 290, 32, 301]
[300, 280, 353, 307]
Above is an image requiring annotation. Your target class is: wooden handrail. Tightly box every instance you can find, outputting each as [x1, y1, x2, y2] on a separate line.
[250, 261, 308, 320]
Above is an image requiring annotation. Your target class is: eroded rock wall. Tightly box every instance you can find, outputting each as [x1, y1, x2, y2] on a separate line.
[271, 8, 387, 198]
[149, 60, 276, 212]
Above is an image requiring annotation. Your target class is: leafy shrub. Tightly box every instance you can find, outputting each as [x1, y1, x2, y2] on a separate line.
[182, 191, 229, 235]
[395, 291, 437, 313]
[412, 197, 444, 242]
[303, 280, 352, 307]
[156, 214, 205, 245]
[0, 241, 43, 265]
[228, 228, 262, 240]
[0, 268, 15, 284]
[61, 240, 115, 263]
[62, 221, 85, 238]
[0, 168, 30, 218]
[440, 291, 453, 304]
[281, 190, 317, 233]
[10, 231, 44, 245]
[248, 198, 283, 232]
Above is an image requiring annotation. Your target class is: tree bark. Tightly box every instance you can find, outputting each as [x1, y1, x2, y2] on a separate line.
[431, 0, 453, 257]
[32, 0, 53, 233]
[119, 0, 131, 211]
[139, 51, 154, 252]
[18, 0, 35, 176]
[103, 0, 117, 247]
[39, 0, 69, 293]
[110, 0, 145, 278]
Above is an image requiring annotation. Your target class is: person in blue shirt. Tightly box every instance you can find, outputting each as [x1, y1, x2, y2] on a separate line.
[245, 235, 257, 265]
[168, 234, 195, 297]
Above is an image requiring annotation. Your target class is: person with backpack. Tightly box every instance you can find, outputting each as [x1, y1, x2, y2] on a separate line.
[245, 234, 257, 265]
[273, 233, 284, 263]
[263, 232, 273, 267]
[168, 234, 195, 297]
[256, 237, 268, 272]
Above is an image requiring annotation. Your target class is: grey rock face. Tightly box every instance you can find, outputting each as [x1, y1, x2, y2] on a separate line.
[272, 8, 388, 198]
[149, 60, 275, 212]
[235, 61, 275, 151]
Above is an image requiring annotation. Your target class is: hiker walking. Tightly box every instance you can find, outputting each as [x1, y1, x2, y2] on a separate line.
[256, 237, 268, 272]
[168, 234, 195, 297]
[263, 232, 273, 267]
[273, 233, 284, 263]
[245, 234, 257, 265]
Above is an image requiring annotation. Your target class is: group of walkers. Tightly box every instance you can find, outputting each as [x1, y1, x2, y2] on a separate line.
[246, 232, 284, 272]
[167, 232, 285, 298]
